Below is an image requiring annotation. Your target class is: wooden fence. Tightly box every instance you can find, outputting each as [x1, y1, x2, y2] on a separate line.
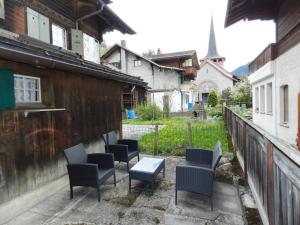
[224, 107, 300, 225]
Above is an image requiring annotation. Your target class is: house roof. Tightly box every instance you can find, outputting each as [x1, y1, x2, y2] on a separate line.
[0, 34, 147, 88]
[100, 4, 136, 34]
[148, 50, 196, 61]
[102, 44, 185, 72]
[200, 59, 238, 81]
[225, 0, 276, 27]
[148, 50, 200, 70]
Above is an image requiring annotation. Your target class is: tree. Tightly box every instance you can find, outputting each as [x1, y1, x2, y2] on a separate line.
[208, 90, 218, 107]
[231, 76, 252, 106]
[220, 87, 233, 105]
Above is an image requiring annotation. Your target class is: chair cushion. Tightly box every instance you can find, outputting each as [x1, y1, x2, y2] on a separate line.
[103, 131, 118, 145]
[212, 141, 222, 170]
[184, 161, 211, 169]
[64, 143, 87, 164]
[98, 168, 114, 184]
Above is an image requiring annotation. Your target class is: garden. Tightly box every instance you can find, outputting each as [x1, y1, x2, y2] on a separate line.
[123, 76, 252, 156]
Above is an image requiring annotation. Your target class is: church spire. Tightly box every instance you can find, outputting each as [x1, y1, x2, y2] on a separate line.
[206, 17, 219, 58]
[203, 16, 225, 66]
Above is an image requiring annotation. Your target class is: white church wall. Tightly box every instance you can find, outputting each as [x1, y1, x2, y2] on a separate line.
[194, 63, 233, 102]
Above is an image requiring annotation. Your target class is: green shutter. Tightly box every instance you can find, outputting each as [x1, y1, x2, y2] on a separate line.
[0, 68, 15, 110]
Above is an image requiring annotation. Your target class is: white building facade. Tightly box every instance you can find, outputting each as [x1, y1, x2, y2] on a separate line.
[102, 43, 184, 112]
[250, 42, 300, 146]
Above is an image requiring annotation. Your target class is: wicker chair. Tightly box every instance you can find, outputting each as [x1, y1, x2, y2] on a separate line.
[103, 131, 139, 171]
[175, 141, 222, 210]
[64, 143, 116, 202]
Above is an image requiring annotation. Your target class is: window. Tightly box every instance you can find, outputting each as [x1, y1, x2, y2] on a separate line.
[182, 59, 192, 67]
[27, 8, 50, 43]
[260, 85, 265, 113]
[83, 33, 100, 64]
[0, 0, 5, 19]
[110, 62, 121, 69]
[134, 60, 142, 67]
[280, 85, 289, 124]
[52, 24, 67, 48]
[14, 75, 41, 103]
[185, 94, 189, 104]
[266, 82, 272, 114]
[255, 87, 259, 112]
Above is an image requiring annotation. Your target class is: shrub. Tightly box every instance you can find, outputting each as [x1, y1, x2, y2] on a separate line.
[208, 106, 223, 118]
[208, 90, 218, 107]
[135, 103, 163, 120]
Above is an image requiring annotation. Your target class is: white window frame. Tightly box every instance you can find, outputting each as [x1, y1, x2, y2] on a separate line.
[280, 85, 289, 124]
[255, 87, 259, 113]
[266, 82, 273, 115]
[260, 85, 265, 113]
[14, 74, 41, 104]
[52, 23, 67, 48]
[83, 33, 100, 64]
[134, 60, 142, 67]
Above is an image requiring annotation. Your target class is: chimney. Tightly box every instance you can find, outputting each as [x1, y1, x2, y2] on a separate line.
[121, 40, 127, 48]
[157, 48, 161, 55]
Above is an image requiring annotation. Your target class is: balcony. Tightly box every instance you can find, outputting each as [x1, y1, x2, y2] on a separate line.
[249, 43, 277, 74]
[183, 66, 197, 79]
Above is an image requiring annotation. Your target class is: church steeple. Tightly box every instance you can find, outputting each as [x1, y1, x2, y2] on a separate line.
[206, 17, 219, 58]
[203, 17, 225, 66]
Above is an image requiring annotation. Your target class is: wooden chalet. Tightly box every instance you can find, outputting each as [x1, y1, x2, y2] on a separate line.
[0, 0, 147, 219]
[148, 50, 200, 81]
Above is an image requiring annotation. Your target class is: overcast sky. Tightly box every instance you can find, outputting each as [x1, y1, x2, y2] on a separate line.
[103, 0, 276, 71]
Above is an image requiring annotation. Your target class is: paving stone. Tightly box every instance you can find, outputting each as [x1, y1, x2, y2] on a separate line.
[6, 156, 245, 225]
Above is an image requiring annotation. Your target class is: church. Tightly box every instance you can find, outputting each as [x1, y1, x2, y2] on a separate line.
[192, 18, 237, 103]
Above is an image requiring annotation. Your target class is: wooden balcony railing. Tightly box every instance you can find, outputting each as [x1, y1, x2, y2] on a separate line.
[249, 43, 277, 74]
[224, 107, 300, 225]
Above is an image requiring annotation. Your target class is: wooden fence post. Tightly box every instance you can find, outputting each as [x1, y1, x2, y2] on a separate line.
[267, 141, 275, 225]
[187, 122, 192, 147]
[243, 122, 248, 180]
[154, 124, 158, 155]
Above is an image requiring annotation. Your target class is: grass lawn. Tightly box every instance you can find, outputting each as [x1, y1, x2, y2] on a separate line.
[124, 118, 230, 156]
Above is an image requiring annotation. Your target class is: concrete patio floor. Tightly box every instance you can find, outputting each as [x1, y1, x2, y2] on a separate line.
[6, 156, 244, 225]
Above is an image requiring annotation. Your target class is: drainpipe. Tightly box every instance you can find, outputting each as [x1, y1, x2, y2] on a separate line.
[75, 0, 106, 29]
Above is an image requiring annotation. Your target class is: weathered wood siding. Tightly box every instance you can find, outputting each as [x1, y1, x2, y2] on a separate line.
[249, 44, 277, 74]
[0, 0, 26, 34]
[224, 107, 300, 225]
[0, 0, 103, 42]
[39, 0, 76, 20]
[0, 59, 122, 204]
[277, 0, 300, 42]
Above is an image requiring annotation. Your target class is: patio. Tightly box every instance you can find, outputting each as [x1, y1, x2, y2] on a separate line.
[7, 155, 244, 225]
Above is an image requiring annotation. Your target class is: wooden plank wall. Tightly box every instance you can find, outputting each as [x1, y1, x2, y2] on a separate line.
[0, 0, 26, 34]
[277, 0, 300, 42]
[0, 59, 123, 204]
[224, 107, 300, 225]
[0, 0, 103, 42]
